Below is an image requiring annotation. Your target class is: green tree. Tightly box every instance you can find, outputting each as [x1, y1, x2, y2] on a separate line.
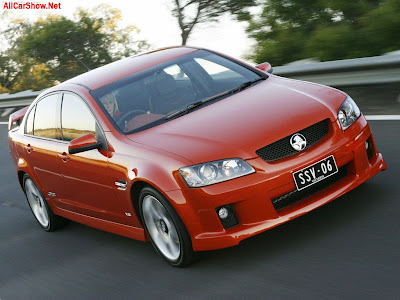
[248, 26, 308, 66]
[246, 0, 336, 64]
[1, 5, 149, 92]
[0, 12, 26, 92]
[171, 0, 256, 45]
[306, 24, 368, 62]
[12, 62, 52, 92]
[361, 0, 400, 54]
[246, 0, 396, 65]
[0, 52, 18, 92]
[325, 0, 381, 26]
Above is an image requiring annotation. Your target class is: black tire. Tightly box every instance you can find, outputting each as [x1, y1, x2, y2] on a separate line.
[139, 187, 196, 267]
[23, 174, 69, 231]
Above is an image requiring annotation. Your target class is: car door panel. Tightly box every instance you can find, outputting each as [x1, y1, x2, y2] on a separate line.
[59, 93, 130, 225]
[22, 93, 74, 211]
[22, 136, 75, 210]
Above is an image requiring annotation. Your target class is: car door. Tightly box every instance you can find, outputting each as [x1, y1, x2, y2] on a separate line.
[22, 93, 74, 210]
[58, 92, 130, 225]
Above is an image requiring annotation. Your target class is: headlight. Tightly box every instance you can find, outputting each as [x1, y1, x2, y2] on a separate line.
[179, 158, 255, 187]
[337, 96, 361, 130]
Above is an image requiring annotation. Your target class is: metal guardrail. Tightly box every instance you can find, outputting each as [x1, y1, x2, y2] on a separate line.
[273, 54, 400, 87]
[0, 89, 45, 109]
[0, 53, 400, 109]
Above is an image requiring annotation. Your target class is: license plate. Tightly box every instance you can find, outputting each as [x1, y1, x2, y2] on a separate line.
[293, 155, 338, 191]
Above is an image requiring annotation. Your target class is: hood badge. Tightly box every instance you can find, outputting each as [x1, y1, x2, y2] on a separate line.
[290, 133, 307, 151]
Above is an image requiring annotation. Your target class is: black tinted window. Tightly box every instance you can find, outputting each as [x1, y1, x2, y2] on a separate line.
[25, 105, 35, 135]
[34, 94, 61, 139]
[61, 93, 96, 141]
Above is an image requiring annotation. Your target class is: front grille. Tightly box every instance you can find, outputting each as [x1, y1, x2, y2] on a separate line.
[256, 119, 329, 162]
[271, 164, 348, 210]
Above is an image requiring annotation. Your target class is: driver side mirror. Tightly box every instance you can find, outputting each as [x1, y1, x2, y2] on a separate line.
[255, 62, 273, 74]
[68, 133, 102, 154]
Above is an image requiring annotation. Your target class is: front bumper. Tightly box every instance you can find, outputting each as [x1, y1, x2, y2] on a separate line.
[166, 116, 387, 251]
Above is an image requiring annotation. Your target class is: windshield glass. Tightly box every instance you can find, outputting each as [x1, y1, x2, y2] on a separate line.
[91, 50, 265, 134]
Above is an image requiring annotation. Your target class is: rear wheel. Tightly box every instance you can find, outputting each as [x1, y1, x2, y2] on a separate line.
[23, 174, 68, 231]
[139, 187, 195, 267]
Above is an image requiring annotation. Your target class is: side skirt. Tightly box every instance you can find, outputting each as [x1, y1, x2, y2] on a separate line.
[51, 204, 148, 242]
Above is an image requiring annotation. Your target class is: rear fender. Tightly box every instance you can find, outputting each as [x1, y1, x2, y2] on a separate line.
[16, 160, 42, 193]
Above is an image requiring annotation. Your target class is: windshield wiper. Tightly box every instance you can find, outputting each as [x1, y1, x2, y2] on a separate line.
[164, 89, 232, 120]
[234, 77, 265, 93]
[164, 77, 266, 120]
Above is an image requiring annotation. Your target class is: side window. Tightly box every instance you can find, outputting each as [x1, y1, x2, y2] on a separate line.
[163, 64, 194, 89]
[164, 64, 189, 79]
[61, 93, 96, 141]
[33, 94, 61, 139]
[194, 58, 245, 81]
[25, 105, 36, 135]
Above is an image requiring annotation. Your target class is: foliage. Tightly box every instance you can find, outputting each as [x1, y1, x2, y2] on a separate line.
[306, 24, 367, 61]
[361, 0, 400, 54]
[0, 52, 17, 92]
[248, 27, 308, 66]
[246, 0, 399, 65]
[171, 0, 256, 45]
[0, 5, 149, 93]
[12, 62, 52, 92]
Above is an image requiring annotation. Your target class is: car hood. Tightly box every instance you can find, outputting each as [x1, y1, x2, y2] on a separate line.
[127, 76, 346, 164]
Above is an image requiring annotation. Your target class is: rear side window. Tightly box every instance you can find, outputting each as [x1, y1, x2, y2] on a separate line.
[61, 93, 96, 141]
[33, 94, 61, 139]
[25, 105, 35, 135]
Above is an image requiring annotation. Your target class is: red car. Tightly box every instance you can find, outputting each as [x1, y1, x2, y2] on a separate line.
[8, 47, 387, 267]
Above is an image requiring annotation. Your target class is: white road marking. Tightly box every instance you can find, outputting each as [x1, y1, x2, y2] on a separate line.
[365, 115, 400, 120]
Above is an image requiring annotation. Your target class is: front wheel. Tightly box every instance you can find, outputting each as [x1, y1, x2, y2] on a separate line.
[139, 187, 195, 267]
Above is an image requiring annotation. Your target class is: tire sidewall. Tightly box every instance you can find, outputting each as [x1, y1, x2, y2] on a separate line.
[23, 174, 53, 231]
[139, 187, 193, 267]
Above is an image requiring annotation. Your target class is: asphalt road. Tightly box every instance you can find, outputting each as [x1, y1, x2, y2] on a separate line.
[0, 121, 399, 299]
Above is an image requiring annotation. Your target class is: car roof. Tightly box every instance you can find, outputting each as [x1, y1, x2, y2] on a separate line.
[63, 46, 198, 91]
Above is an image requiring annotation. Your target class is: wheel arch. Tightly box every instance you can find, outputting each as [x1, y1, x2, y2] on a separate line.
[17, 167, 42, 193]
[130, 180, 150, 223]
[129, 178, 180, 218]
[129, 177, 200, 242]
[129, 178, 191, 226]
[18, 170, 26, 190]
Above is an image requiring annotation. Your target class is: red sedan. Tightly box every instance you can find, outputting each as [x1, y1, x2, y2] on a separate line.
[8, 46, 387, 267]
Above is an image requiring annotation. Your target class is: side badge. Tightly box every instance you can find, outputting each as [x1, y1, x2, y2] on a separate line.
[115, 180, 127, 190]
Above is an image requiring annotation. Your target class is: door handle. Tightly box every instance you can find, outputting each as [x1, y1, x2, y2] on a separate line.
[57, 153, 70, 162]
[24, 144, 33, 153]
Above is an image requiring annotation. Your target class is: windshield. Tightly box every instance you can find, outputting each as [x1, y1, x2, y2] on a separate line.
[91, 50, 266, 134]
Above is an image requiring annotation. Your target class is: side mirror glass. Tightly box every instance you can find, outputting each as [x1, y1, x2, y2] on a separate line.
[68, 133, 101, 154]
[255, 62, 273, 74]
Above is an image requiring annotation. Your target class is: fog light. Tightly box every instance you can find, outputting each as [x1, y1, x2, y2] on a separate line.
[216, 205, 239, 229]
[218, 207, 229, 219]
[365, 141, 369, 150]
